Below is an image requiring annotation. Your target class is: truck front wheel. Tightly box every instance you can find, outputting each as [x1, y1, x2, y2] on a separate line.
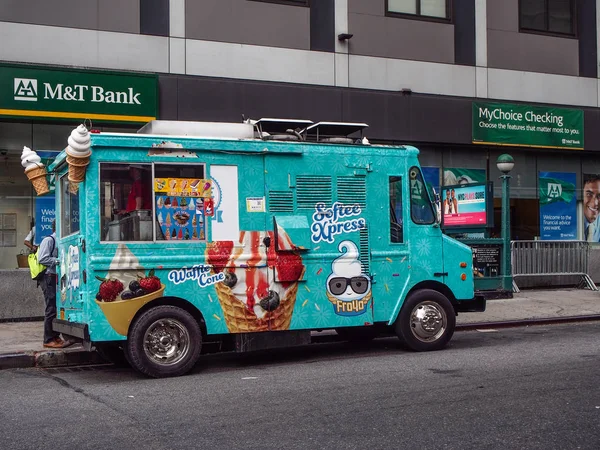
[394, 289, 455, 352]
[126, 305, 202, 378]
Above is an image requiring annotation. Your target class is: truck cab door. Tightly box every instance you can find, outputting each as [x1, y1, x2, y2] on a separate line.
[56, 174, 85, 324]
[407, 167, 445, 282]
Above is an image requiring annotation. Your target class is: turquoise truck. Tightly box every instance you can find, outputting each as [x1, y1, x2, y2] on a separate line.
[47, 119, 484, 378]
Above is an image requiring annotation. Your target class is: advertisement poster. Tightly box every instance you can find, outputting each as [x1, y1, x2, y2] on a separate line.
[582, 173, 600, 242]
[34, 196, 56, 245]
[442, 184, 488, 227]
[539, 172, 576, 240]
[154, 178, 208, 241]
[443, 168, 486, 186]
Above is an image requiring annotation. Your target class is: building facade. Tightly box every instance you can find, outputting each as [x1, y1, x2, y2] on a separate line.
[1, 0, 600, 273]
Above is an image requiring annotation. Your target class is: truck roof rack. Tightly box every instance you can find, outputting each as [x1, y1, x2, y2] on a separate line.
[304, 121, 369, 144]
[253, 118, 314, 141]
[137, 120, 254, 139]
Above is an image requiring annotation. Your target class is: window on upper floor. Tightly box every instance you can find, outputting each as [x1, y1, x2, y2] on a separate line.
[248, 0, 309, 6]
[520, 0, 575, 36]
[387, 0, 451, 21]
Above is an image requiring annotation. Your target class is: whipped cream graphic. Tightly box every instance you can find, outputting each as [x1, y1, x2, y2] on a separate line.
[326, 240, 372, 316]
[107, 244, 145, 288]
[21, 146, 43, 171]
[66, 124, 91, 157]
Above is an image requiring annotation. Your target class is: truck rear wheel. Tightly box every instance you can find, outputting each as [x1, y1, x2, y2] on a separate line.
[394, 289, 455, 352]
[126, 305, 202, 378]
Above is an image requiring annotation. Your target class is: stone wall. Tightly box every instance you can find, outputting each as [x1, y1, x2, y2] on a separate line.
[0, 269, 44, 321]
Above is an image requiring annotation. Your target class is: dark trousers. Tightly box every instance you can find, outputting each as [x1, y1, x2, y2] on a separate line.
[40, 273, 59, 343]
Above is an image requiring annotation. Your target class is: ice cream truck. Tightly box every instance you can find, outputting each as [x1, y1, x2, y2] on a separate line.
[38, 118, 484, 378]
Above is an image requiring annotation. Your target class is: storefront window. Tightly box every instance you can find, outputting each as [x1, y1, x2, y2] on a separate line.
[389, 176, 404, 243]
[60, 175, 80, 237]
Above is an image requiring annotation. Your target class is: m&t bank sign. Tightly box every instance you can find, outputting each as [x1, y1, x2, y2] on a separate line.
[1, 64, 157, 123]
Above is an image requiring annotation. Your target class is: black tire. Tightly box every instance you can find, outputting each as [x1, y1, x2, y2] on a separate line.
[394, 289, 456, 352]
[126, 305, 202, 378]
[335, 326, 379, 343]
[95, 342, 130, 367]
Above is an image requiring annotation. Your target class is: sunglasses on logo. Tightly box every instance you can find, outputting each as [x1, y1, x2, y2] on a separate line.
[328, 276, 369, 295]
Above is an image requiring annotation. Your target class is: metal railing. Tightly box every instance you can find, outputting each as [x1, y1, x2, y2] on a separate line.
[511, 240, 598, 292]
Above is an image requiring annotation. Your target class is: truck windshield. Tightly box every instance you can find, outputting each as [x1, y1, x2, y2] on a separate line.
[409, 166, 435, 225]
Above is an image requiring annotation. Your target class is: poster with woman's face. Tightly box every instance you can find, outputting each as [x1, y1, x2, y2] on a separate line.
[582, 174, 600, 242]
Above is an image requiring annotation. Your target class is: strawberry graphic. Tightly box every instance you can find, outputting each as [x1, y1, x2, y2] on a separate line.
[274, 252, 303, 288]
[138, 269, 161, 294]
[95, 276, 124, 302]
[206, 241, 234, 273]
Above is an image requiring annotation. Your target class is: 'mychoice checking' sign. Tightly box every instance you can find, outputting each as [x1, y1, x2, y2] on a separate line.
[472, 102, 584, 150]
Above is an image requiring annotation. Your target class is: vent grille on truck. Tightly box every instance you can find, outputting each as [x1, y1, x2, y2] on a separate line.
[359, 228, 370, 274]
[337, 175, 366, 207]
[268, 191, 294, 212]
[296, 176, 332, 209]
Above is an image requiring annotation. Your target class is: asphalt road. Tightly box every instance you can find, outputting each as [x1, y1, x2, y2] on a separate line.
[1, 322, 599, 450]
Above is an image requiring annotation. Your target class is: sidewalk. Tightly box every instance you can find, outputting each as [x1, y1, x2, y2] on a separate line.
[1, 288, 599, 370]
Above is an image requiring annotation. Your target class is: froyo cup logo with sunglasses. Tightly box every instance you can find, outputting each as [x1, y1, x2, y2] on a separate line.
[326, 240, 372, 316]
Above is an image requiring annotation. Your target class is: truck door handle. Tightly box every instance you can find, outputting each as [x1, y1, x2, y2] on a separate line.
[434, 272, 448, 277]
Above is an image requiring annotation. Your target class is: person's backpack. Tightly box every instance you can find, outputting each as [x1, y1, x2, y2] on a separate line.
[28, 236, 55, 281]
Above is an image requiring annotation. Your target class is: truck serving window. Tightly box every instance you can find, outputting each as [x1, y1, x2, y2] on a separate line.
[389, 176, 403, 243]
[154, 164, 206, 241]
[409, 167, 435, 225]
[100, 164, 153, 242]
[60, 175, 80, 237]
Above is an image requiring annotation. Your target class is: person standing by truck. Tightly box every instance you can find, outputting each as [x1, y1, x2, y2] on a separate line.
[37, 221, 69, 348]
[23, 219, 36, 254]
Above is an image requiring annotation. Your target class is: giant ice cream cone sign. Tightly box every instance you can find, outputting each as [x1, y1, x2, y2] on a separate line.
[21, 146, 49, 196]
[65, 124, 91, 190]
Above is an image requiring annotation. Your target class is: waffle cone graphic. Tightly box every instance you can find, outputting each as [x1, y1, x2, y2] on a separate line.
[214, 267, 305, 333]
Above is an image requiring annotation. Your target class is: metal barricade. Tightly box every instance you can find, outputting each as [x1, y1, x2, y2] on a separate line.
[511, 240, 598, 292]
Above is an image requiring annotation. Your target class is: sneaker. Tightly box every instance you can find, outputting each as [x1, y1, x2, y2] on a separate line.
[43, 338, 67, 349]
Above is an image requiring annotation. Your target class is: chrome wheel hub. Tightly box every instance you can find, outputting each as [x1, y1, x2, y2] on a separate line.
[409, 301, 447, 342]
[143, 318, 190, 366]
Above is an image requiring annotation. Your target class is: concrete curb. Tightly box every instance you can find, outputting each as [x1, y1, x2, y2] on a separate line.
[2, 315, 600, 371]
[455, 314, 600, 331]
[0, 348, 104, 370]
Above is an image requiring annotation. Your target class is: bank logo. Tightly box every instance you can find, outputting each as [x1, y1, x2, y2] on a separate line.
[547, 183, 562, 199]
[14, 78, 38, 102]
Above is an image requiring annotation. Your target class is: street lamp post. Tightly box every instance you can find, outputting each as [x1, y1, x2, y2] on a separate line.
[496, 154, 515, 292]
